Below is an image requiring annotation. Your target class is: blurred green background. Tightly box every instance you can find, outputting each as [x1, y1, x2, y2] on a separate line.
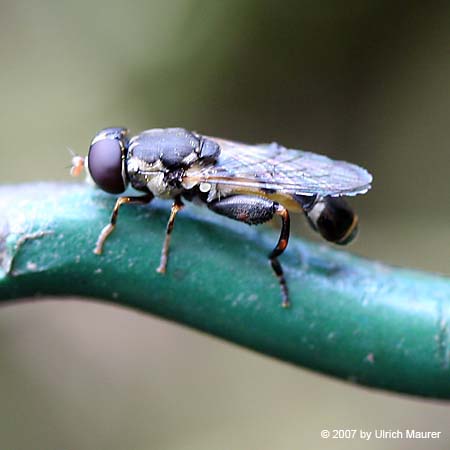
[0, 1, 449, 449]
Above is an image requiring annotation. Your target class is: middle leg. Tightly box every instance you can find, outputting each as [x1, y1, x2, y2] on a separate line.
[156, 195, 184, 274]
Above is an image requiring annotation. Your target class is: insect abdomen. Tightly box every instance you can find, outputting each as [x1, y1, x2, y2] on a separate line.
[305, 197, 358, 245]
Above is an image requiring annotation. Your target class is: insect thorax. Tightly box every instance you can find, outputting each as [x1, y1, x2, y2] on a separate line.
[125, 157, 180, 198]
[125, 128, 221, 199]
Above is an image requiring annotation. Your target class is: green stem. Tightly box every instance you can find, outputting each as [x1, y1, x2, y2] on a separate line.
[1, 183, 449, 399]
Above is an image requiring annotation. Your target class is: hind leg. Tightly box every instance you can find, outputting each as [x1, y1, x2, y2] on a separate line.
[208, 195, 291, 307]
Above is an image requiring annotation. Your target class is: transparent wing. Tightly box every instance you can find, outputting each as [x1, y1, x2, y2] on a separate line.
[184, 137, 373, 197]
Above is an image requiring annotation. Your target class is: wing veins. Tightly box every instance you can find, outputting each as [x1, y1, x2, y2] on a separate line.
[184, 138, 372, 197]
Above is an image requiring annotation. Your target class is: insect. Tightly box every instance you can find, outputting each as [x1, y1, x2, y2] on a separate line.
[72, 127, 372, 307]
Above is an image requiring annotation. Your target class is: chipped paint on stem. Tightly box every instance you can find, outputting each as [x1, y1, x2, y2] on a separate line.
[0, 182, 450, 399]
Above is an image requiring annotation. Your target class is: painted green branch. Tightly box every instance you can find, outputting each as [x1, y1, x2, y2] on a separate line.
[1, 182, 449, 399]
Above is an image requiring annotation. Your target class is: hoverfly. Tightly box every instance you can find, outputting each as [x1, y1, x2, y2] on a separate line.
[72, 127, 372, 307]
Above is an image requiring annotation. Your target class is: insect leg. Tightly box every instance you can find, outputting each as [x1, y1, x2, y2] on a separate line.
[208, 195, 291, 307]
[269, 205, 291, 308]
[94, 193, 154, 255]
[156, 195, 184, 274]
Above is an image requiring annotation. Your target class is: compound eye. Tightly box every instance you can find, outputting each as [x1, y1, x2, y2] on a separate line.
[88, 138, 126, 194]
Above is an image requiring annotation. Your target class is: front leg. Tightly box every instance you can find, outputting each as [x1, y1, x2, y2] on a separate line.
[208, 195, 291, 307]
[94, 193, 154, 255]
